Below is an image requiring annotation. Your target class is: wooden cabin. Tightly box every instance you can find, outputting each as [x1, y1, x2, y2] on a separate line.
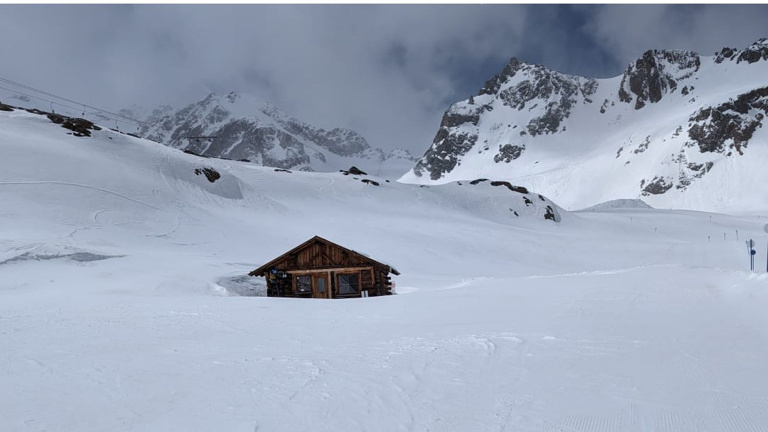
[248, 236, 400, 299]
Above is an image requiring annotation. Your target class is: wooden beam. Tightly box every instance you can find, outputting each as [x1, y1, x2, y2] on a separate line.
[369, 267, 375, 295]
[307, 249, 322, 267]
[321, 252, 340, 266]
[288, 266, 373, 274]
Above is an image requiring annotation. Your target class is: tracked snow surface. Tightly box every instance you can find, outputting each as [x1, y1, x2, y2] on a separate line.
[402, 39, 768, 214]
[2, 107, 768, 431]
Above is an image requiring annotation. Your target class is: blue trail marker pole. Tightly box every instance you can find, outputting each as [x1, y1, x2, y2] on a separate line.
[746, 239, 756, 271]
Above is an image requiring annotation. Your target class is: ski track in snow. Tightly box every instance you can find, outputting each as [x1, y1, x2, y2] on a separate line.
[0, 180, 164, 211]
[525, 264, 679, 279]
[2, 110, 768, 431]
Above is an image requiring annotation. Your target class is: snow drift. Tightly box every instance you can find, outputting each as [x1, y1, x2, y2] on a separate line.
[3, 103, 768, 432]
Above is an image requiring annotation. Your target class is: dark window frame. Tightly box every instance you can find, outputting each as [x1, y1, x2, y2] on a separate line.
[295, 275, 312, 294]
[337, 272, 360, 296]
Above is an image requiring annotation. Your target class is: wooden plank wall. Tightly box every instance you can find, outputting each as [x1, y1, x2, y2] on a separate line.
[292, 241, 373, 269]
[264, 239, 395, 298]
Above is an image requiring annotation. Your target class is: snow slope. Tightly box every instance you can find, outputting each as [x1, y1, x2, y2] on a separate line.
[402, 39, 768, 214]
[2, 108, 768, 431]
[581, 198, 653, 211]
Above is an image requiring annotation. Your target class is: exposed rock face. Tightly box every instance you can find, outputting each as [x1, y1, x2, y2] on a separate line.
[497, 65, 596, 136]
[412, 103, 482, 180]
[687, 86, 768, 155]
[180, 119, 311, 169]
[412, 58, 595, 181]
[618, 50, 700, 110]
[677, 161, 713, 190]
[194, 167, 221, 183]
[544, 205, 557, 221]
[736, 38, 768, 64]
[714, 47, 737, 64]
[490, 181, 529, 194]
[405, 39, 768, 209]
[137, 92, 412, 173]
[641, 176, 674, 196]
[341, 166, 367, 176]
[47, 113, 102, 137]
[714, 39, 768, 65]
[479, 57, 523, 96]
[494, 144, 525, 163]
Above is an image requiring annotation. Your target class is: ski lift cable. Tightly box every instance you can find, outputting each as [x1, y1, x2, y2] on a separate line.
[0, 77, 115, 118]
[0, 76, 150, 126]
[0, 84, 143, 127]
[0, 84, 83, 113]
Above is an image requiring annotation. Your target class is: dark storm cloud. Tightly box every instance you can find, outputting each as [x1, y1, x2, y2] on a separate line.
[0, 4, 766, 154]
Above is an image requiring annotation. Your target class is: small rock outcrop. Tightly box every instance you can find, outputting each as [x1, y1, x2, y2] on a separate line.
[340, 166, 367, 176]
[47, 113, 102, 137]
[493, 144, 525, 163]
[194, 167, 221, 183]
[641, 176, 674, 195]
[490, 181, 529, 194]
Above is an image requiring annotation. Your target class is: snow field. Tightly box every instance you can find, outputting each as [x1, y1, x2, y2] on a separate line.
[2, 109, 768, 431]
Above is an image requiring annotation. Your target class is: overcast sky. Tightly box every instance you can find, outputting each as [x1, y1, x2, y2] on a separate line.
[0, 4, 767, 154]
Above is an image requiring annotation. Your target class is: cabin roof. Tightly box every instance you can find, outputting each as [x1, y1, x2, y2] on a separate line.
[248, 235, 400, 277]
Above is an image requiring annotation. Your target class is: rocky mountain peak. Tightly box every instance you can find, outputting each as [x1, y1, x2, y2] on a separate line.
[738, 38, 768, 64]
[714, 46, 737, 63]
[478, 57, 525, 96]
[226, 91, 240, 104]
[413, 56, 598, 181]
[618, 49, 701, 110]
[199, 92, 219, 106]
[118, 104, 174, 124]
[404, 38, 768, 212]
[133, 93, 412, 176]
[715, 38, 768, 64]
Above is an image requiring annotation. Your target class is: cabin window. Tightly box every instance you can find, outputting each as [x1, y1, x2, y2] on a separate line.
[295, 275, 312, 294]
[337, 273, 359, 295]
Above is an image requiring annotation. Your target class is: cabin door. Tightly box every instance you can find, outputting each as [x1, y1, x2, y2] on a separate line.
[312, 274, 329, 299]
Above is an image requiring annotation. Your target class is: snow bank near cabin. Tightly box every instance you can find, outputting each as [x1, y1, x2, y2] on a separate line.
[3, 107, 768, 431]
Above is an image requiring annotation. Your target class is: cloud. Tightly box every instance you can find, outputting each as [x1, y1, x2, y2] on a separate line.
[0, 5, 766, 155]
[583, 5, 768, 71]
[0, 5, 530, 152]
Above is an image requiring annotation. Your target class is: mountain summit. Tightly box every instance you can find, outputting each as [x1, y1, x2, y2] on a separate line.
[136, 92, 414, 177]
[402, 39, 768, 212]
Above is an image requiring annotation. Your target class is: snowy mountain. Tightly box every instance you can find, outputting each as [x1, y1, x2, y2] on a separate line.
[118, 103, 175, 126]
[136, 92, 415, 178]
[402, 39, 768, 213]
[4, 98, 768, 431]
